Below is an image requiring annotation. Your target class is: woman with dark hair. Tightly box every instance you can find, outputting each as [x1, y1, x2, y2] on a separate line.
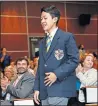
[0, 48, 11, 73]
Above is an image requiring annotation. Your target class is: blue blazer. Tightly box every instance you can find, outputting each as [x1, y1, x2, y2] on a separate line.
[34, 29, 79, 100]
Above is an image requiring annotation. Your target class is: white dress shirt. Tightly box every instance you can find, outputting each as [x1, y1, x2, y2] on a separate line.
[76, 68, 97, 102]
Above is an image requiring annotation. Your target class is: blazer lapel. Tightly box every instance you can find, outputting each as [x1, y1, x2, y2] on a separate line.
[46, 29, 60, 61]
[13, 73, 25, 88]
[11, 76, 18, 85]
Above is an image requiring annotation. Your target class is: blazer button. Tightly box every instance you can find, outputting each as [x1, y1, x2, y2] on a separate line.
[44, 64, 47, 67]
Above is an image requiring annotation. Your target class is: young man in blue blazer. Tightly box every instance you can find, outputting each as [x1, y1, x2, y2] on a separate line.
[34, 5, 79, 106]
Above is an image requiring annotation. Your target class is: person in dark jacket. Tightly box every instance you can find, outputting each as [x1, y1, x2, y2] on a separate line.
[0, 48, 11, 73]
[34, 5, 79, 106]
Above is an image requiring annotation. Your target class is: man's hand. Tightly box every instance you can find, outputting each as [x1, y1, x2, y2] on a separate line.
[44, 72, 57, 86]
[1, 86, 6, 92]
[34, 91, 40, 105]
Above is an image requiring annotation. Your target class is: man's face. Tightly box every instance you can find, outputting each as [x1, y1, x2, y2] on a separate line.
[41, 11, 57, 33]
[16, 60, 28, 74]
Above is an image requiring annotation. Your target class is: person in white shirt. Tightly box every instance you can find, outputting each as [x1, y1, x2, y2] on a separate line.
[76, 53, 97, 106]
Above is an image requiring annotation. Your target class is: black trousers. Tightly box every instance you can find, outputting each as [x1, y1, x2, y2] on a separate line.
[67, 91, 85, 106]
[67, 97, 85, 106]
[34, 101, 42, 106]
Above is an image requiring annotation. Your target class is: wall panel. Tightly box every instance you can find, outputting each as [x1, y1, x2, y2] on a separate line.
[58, 19, 66, 31]
[1, 34, 28, 50]
[1, 1, 26, 16]
[27, 1, 65, 17]
[67, 19, 97, 34]
[28, 18, 43, 33]
[7, 52, 28, 61]
[75, 35, 97, 51]
[66, 3, 97, 19]
[1, 17, 27, 33]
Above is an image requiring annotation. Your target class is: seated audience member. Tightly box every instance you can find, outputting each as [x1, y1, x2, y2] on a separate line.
[93, 59, 98, 70]
[1, 57, 35, 106]
[78, 44, 85, 60]
[4, 66, 16, 82]
[28, 60, 35, 76]
[78, 44, 85, 53]
[0, 72, 4, 100]
[24, 55, 30, 63]
[9, 62, 17, 77]
[75, 53, 97, 106]
[10, 61, 15, 67]
[33, 57, 39, 76]
[93, 52, 98, 60]
[29, 60, 34, 70]
[92, 52, 98, 70]
[0, 71, 3, 79]
[0, 47, 11, 73]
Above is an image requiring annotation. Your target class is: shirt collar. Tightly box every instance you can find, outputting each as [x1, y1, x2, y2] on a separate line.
[49, 27, 58, 38]
[46, 27, 58, 37]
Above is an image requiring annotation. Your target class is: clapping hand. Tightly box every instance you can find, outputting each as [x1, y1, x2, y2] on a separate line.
[76, 64, 83, 74]
[1, 76, 10, 91]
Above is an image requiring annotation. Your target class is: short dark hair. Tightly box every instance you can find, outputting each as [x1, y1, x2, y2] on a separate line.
[41, 5, 60, 25]
[15, 57, 29, 65]
[35, 51, 39, 57]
